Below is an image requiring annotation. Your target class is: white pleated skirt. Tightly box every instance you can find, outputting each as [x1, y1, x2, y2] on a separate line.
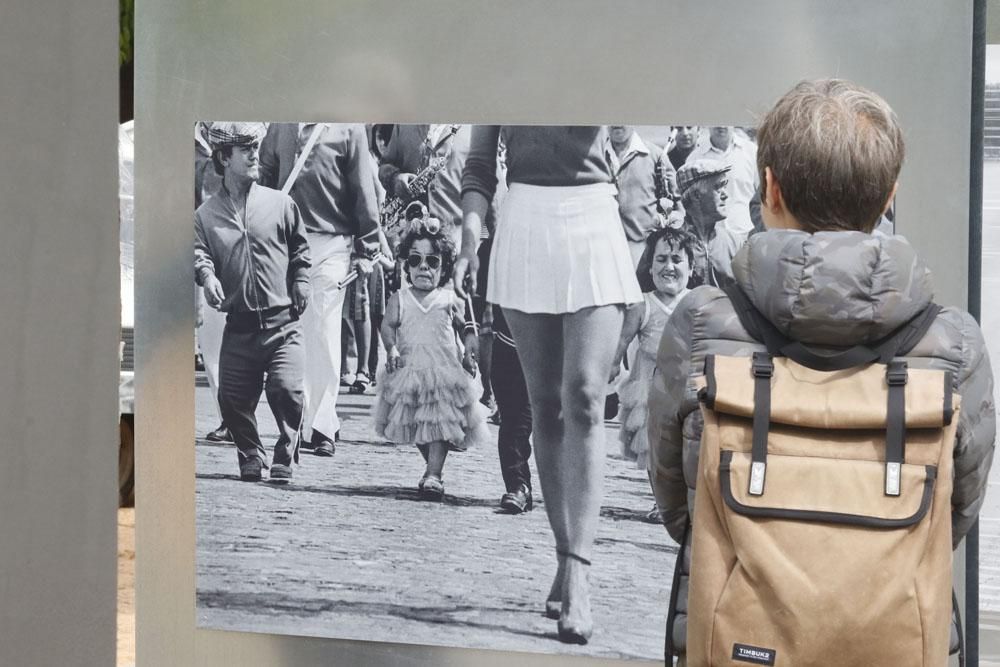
[488, 182, 642, 314]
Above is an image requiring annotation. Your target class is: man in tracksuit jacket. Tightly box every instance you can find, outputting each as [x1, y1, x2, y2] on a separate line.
[195, 122, 311, 484]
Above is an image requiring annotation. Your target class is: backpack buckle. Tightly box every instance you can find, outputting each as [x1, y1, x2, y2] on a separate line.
[885, 462, 902, 496]
[886, 362, 908, 386]
[749, 461, 767, 496]
[752, 353, 774, 379]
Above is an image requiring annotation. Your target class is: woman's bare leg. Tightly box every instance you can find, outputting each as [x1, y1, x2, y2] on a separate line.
[505, 304, 623, 641]
[555, 304, 624, 640]
[502, 309, 566, 611]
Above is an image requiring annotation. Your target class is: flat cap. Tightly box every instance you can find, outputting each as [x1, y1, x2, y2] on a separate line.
[676, 158, 732, 194]
[202, 122, 267, 149]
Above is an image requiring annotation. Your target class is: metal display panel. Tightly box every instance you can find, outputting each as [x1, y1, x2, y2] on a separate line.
[137, 1, 977, 665]
[0, 2, 119, 666]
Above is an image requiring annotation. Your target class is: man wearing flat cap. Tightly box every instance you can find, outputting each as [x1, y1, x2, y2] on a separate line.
[677, 159, 749, 288]
[195, 122, 311, 484]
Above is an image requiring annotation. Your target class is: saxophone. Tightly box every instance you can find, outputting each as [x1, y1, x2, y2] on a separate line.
[380, 155, 449, 238]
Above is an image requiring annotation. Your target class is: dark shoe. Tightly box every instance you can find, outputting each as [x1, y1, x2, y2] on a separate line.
[313, 441, 335, 457]
[195, 353, 205, 372]
[500, 485, 532, 514]
[269, 463, 292, 484]
[312, 430, 336, 457]
[349, 373, 370, 394]
[604, 392, 619, 421]
[239, 458, 263, 482]
[205, 424, 232, 442]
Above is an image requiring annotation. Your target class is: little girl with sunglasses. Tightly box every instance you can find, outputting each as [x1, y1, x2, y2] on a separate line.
[372, 206, 489, 500]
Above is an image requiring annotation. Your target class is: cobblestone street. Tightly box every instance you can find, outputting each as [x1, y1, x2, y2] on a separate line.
[195, 375, 674, 663]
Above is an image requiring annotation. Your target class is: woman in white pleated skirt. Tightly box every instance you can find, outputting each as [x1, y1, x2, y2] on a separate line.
[456, 125, 642, 645]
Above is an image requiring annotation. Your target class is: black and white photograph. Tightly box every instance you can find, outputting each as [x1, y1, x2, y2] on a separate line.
[192, 122, 802, 660]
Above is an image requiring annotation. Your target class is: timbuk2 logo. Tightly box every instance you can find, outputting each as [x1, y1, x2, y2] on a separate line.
[732, 643, 776, 665]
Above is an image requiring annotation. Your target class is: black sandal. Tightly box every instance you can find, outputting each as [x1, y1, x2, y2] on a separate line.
[349, 373, 370, 394]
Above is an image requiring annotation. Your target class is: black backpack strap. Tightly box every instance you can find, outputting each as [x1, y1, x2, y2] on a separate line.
[664, 519, 690, 660]
[722, 283, 941, 371]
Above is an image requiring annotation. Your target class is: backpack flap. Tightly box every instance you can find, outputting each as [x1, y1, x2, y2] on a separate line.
[702, 355, 955, 431]
[699, 353, 956, 515]
[720, 450, 935, 527]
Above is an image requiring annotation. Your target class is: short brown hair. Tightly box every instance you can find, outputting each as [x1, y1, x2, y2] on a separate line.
[756, 79, 904, 233]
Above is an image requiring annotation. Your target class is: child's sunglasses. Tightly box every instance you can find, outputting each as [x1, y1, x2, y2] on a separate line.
[406, 252, 442, 270]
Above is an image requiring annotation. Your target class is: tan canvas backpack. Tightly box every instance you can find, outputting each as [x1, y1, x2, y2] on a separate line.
[685, 286, 959, 666]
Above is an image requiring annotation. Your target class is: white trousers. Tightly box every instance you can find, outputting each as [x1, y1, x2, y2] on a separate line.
[301, 234, 353, 440]
[197, 288, 227, 423]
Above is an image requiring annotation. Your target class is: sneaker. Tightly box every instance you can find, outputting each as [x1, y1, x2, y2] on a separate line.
[269, 463, 292, 484]
[239, 458, 263, 482]
[500, 484, 533, 514]
[205, 423, 232, 442]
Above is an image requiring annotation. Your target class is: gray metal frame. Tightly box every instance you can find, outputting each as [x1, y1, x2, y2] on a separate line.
[0, 2, 119, 666]
[136, 1, 977, 664]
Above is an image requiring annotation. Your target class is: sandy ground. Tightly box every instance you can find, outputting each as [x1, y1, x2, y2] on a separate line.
[119, 508, 135, 667]
[195, 381, 672, 662]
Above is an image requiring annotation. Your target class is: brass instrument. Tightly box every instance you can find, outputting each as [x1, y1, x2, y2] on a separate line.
[380, 155, 449, 238]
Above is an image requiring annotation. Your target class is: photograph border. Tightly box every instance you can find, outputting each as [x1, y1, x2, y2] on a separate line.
[137, 2, 977, 665]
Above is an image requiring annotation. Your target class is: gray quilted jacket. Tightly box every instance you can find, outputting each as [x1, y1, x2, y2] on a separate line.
[648, 229, 996, 654]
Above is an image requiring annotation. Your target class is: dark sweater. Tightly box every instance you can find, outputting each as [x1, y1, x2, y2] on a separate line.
[462, 126, 614, 200]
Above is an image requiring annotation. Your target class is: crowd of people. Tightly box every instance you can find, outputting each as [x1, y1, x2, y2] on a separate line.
[194, 118, 811, 646]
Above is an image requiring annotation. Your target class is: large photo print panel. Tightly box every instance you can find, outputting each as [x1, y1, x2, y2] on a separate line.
[193, 122, 778, 660]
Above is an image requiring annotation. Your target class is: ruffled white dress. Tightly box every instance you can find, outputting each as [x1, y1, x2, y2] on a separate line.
[373, 288, 489, 451]
[619, 291, 688, 468]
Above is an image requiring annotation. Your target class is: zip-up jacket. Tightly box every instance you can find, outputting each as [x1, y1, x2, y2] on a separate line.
[195, 182, 310, 330]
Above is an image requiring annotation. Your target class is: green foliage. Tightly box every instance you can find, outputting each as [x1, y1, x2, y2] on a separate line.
[120, 0, 134, 66]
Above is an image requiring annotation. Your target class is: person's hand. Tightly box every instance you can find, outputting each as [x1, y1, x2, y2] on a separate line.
[354, 257, 374, 278]
[196, 294, 205, 328]
[393, 173, 416, 199]
[452, 250, 478, 299]
[462, 338, 479, 378]
[666, 207, 685, 229]
[203, 275, 225, 310]
[291, 281, 311, 316]
[386, 347, 402, 373]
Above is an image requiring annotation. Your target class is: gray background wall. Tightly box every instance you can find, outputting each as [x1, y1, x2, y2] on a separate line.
[0, 1, 119, 666]
[0, 1, 987, 666]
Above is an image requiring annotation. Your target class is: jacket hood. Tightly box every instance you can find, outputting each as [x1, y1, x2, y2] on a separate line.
[731, 230, 935, 346]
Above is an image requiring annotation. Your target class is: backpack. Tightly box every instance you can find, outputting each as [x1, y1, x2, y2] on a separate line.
[683, 284, 959, 666]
